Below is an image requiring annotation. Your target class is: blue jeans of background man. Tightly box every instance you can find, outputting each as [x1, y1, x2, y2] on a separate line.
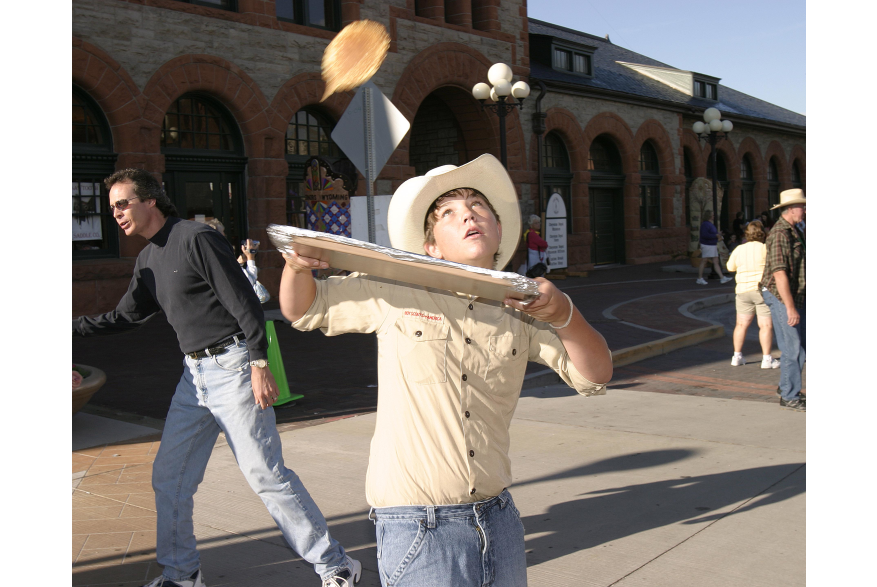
[151, 339, 348, 582]
[372, 489, 527, 587]
[762, 289, 806, 400]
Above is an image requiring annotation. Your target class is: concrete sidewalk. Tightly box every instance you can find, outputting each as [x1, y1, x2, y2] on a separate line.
[73, 260, 805, 585]
[73, 383, 805, 587]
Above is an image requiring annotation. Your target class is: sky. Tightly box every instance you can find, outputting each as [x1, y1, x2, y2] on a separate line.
[527, 0, 806, 116]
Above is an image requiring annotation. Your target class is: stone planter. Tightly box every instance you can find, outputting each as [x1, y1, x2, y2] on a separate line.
[73, 365, 107, 415]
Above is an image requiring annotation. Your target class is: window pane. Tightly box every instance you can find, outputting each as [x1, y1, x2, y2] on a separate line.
[694, 81, 704, 97]
[308, 0, 326, 27]
[276, 0, 295, 20]
[553, 49, 569, 70]
[707, 84, 717, 100]
[162, 96, 235, 151]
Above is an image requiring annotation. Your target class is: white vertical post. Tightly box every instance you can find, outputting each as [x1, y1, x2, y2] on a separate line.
[364, 86, 376, 243]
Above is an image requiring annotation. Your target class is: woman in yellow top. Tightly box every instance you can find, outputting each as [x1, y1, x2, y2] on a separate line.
[725, 221, 781, 369]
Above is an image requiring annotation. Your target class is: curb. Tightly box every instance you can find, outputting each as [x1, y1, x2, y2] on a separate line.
[522, 294, 733, 389]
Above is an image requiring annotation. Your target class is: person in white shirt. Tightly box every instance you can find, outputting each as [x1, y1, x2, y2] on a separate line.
[725, 221, 780, 369]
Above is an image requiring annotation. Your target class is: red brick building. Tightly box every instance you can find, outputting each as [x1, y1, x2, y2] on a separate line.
[73, 0, 805, 315]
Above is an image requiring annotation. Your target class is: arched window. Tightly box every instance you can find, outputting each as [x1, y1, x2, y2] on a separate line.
[160, 94, 247, 255]
[638, 141, 661, 228]
[542, 132, 572, 234]
[741, 155, 755, 220]
[73, 86, 118, 260]
[792, 161, 803, 189]
[767, 158, 780, 215]
[683, 149, 694, 226]
[588, 136, 625, 264]
[588, 136, 623, 173]
[162, 96, 238, 151]
[286, 109, 341, 158]
[409, 96, 462, 176]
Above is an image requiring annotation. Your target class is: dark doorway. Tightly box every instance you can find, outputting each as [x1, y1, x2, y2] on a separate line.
[162, 171, 245, 252]
[590, 187, 624, 265]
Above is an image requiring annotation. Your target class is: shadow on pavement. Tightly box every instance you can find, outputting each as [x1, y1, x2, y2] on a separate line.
[517, 457, 805, 567]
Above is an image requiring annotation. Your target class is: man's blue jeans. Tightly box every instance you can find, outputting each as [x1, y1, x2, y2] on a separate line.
[762, 289, 806, 400]
[151, 339, 348, 581]
[371, 489, 527, 587]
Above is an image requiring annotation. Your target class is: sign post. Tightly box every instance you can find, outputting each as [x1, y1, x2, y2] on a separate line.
[545, 192, 568, 270]
[331, 80, 410, 243]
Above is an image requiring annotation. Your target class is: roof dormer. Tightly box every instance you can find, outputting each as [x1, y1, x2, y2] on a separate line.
[530, 34, 597, 79]
[617, 62, 720, 101]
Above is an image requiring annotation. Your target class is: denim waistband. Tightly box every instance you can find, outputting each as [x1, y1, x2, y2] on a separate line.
[369, 489, 512, 524]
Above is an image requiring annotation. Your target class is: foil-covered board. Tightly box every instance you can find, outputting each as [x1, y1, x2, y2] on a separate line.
[267, 224, 540, 302]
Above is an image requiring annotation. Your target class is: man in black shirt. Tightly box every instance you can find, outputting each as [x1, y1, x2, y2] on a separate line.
[73, 169, 360, 587]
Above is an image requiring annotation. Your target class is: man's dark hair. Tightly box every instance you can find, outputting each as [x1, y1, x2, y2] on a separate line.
[105, 168, 177, 218]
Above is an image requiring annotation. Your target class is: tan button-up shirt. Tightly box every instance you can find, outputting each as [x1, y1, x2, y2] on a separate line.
[293, 273, 606, 507]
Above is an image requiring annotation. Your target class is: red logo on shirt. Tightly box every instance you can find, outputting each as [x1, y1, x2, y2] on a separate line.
[404, 310, 444, 324]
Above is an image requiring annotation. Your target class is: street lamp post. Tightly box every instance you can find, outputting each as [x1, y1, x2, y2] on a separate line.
[693, 107, 733, 231]
[472, 63, 530, 168]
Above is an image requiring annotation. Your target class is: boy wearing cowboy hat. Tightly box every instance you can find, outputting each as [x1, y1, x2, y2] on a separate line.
[279, 154, 613, 586]
[760, 188, 806, 411]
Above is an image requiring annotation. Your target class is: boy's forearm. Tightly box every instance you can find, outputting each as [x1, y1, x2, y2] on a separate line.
[555, 311, 613, 384]
[279, 263, 317, 323]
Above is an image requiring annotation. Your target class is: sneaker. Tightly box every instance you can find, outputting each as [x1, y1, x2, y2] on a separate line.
[720, 276, 733, 284]
[731, 354, 745, 366]
[696, 278, 708, 285]
[780, 396, 806, 411]
[323, 557, 362, 587]
[777, 387, 807, 400]
[761, 356, 781, 369]
[142, 570, 204, 587]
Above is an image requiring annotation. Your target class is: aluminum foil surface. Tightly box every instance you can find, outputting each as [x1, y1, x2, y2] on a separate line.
[267, 224, 541, 299]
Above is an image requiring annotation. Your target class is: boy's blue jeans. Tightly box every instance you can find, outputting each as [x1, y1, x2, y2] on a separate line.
[372, 489, 527, 587]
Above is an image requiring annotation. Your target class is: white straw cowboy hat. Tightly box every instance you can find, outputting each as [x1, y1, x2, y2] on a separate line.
[771, 188, 806, 210]
[387, 153, 521, 269]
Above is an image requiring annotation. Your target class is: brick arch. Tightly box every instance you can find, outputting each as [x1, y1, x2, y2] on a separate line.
[764, 140, 789, 187]
[633, 119, 675, 178]
[72, 37, 143, 153]
[268, 72, 353, 161]
[789, 144, 806, 189]
[680, 129, 706, 178]
[532, 107, 586, 173]
[391, 43, 525, 173]
[141, 54, 274, 158]
[581, 112, 636, 174]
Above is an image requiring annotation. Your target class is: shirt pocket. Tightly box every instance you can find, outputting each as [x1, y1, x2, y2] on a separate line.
[485, 334, 528, 395]
[396, 320, 450, 385]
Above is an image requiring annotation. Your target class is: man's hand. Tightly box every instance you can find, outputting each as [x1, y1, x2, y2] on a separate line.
[503, 278, 570, 325]
[251, 365, 279, 409]
[282, 249, 329, 273]
[785, 304, 800, 327]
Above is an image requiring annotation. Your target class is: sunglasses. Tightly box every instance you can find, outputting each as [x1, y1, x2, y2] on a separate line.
[109, 196, 142, 211]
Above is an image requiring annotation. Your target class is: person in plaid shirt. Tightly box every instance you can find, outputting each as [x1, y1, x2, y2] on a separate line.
[760, 189, 806, 411]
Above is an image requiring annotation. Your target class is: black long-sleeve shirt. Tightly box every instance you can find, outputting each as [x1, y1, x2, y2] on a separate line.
[73, 216, 268, 361]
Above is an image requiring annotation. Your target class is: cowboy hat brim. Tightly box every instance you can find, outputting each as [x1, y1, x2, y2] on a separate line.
[770, 188, 807, 210]
[387, 154, 521, 270]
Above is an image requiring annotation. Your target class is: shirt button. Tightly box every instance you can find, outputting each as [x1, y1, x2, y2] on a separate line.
[469, 450, 475, 457]
[470, 488, 476, 495]
[465, 337, 471, 344]
[465, 411, 470, 418]
[462, 374, 467, 381]
[414, 331, 422, 337]
[512, 349, 517, 356]
[468, 303, 474, 310]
